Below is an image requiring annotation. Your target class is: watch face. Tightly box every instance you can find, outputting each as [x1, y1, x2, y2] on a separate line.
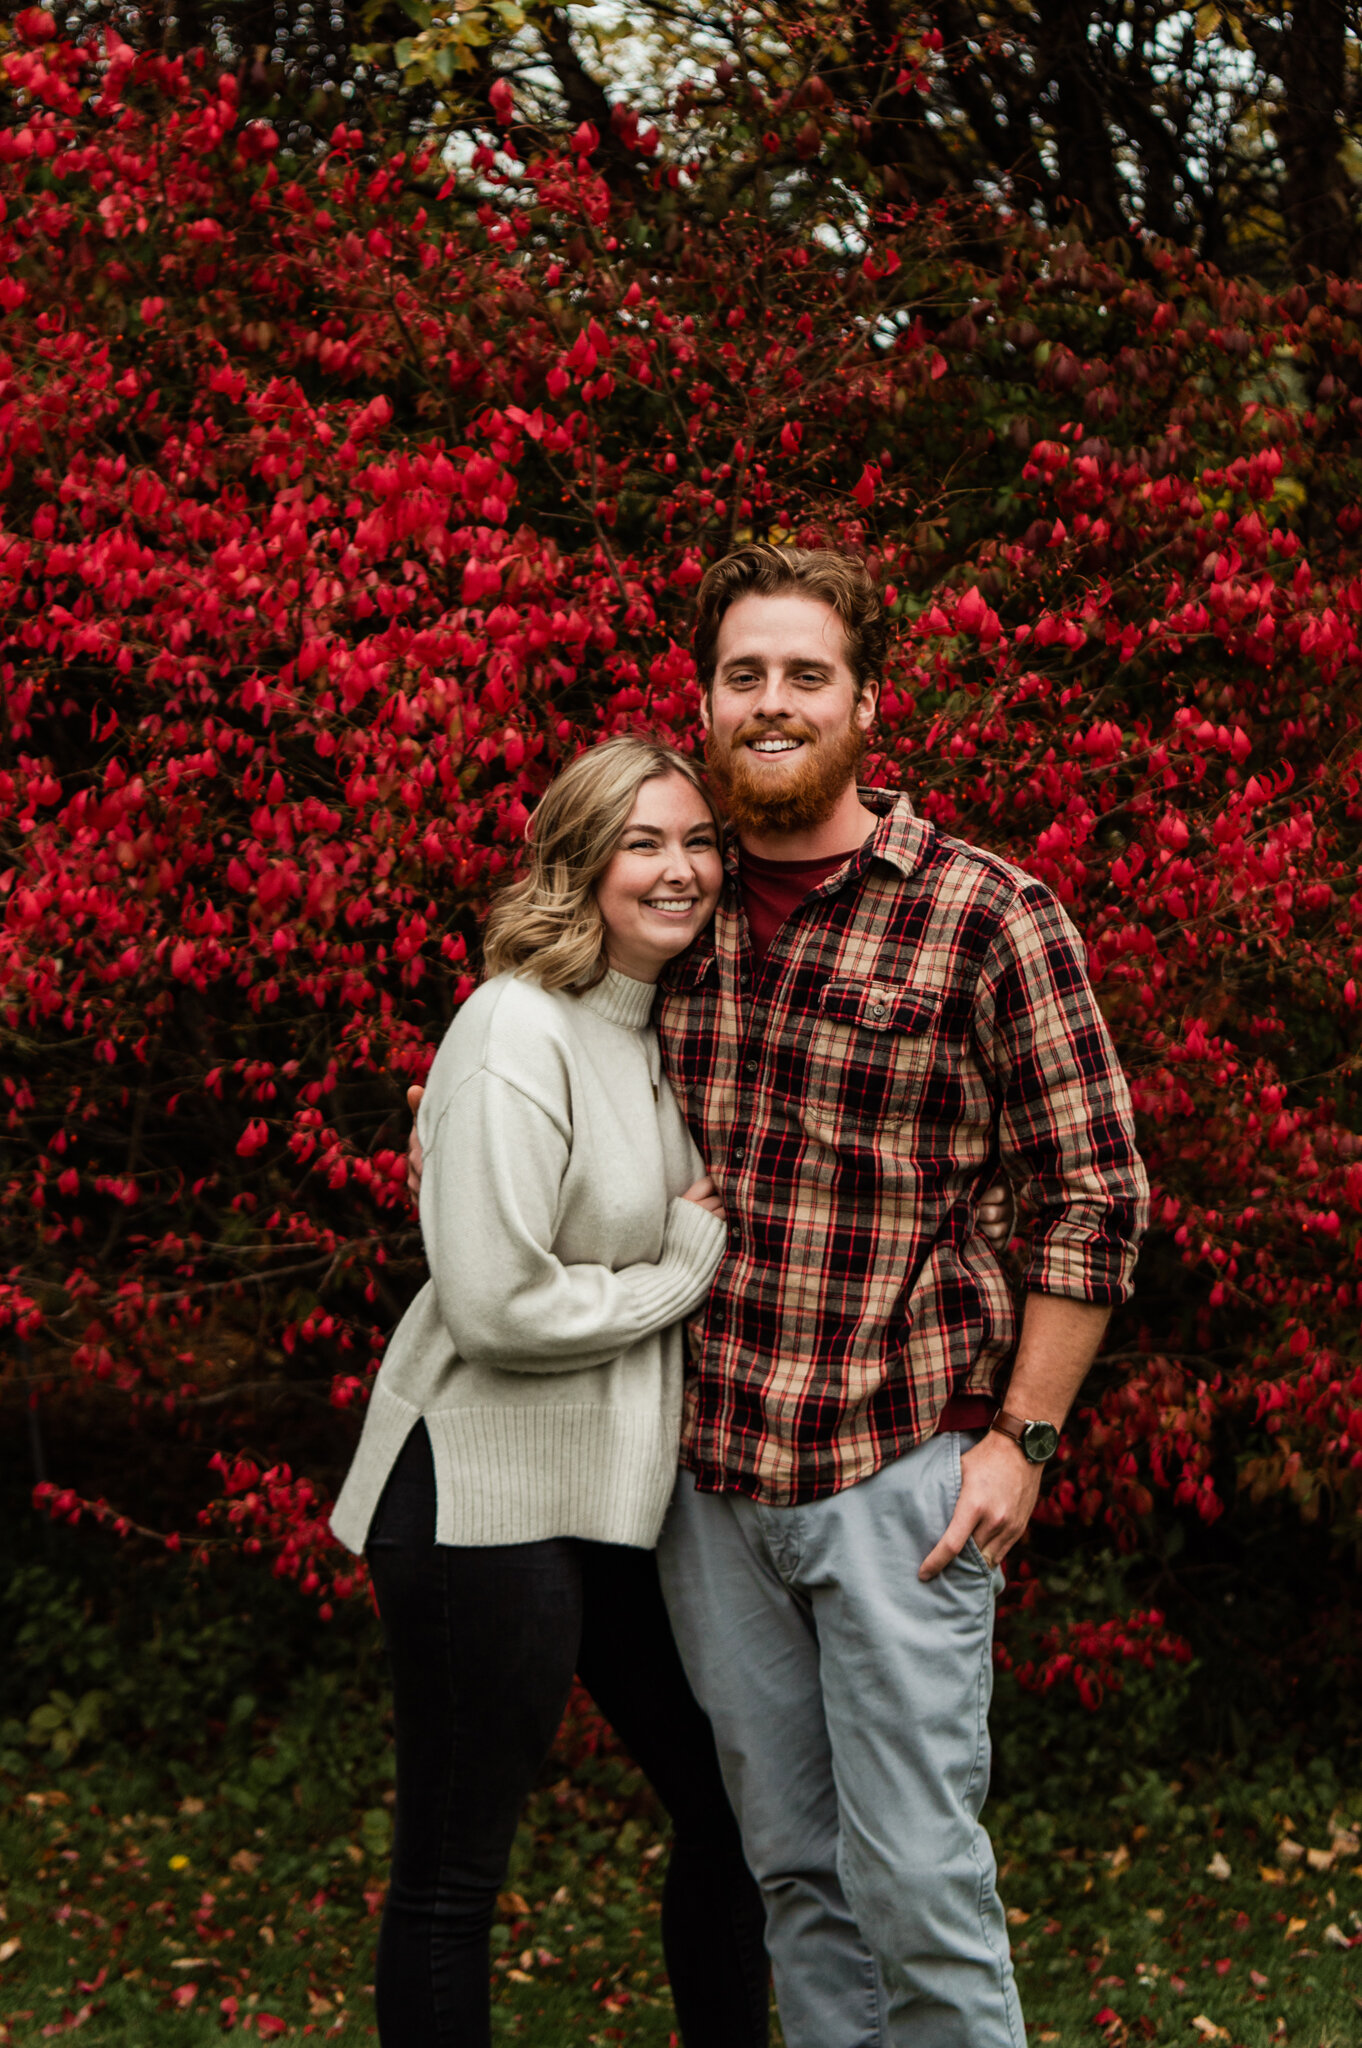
[1021, 1421, 1059, 1463]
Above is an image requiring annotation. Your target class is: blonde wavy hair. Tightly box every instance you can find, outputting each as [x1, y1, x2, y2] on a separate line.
[482, 735, 720, 992]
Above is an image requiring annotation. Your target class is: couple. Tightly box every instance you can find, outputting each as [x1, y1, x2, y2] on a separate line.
[331, 544, 1149, 2047]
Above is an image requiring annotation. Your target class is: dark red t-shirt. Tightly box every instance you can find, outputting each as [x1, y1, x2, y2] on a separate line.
[737, 843, 998, 1438]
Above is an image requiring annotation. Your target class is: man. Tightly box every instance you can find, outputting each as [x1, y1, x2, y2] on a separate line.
[407, 545, 1148, 2048]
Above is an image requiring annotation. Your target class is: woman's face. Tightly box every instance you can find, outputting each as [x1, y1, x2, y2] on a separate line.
[595, 772, 723, 983]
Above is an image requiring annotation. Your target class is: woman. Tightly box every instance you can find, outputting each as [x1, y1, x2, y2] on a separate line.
[331, 735, 770, 2048]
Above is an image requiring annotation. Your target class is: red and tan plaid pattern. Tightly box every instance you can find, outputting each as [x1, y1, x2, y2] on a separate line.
[657, 790, 1149, 1505]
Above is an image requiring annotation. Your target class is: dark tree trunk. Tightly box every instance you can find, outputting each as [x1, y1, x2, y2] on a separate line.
[1276, 0, 1359, 280]
[1038, 0, 1129, 241]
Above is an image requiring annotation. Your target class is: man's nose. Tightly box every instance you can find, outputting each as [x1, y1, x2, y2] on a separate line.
[751, 675, 796, 719]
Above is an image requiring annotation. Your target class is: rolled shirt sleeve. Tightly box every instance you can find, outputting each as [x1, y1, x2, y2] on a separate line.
[974, 883, 1149, 1304]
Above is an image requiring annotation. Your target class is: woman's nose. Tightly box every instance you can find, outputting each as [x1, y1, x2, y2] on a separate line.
[660, 844, 696, 883]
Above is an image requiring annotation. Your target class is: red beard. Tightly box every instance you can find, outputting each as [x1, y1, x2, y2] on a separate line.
[705, 713, 867, 835]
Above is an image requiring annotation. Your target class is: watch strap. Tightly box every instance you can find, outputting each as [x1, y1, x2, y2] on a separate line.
[989, 1410, 1030, 1447]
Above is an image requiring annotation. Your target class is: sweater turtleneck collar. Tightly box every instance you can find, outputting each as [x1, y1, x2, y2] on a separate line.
[575, 967, 658, 1031]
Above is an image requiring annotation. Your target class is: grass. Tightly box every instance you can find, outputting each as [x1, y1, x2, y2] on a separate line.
[0, 1529, 1359, 2047]
[1, 1683, 1360, 2047]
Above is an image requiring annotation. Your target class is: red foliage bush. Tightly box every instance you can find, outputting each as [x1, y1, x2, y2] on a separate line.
[2, 28, 1360, 1647]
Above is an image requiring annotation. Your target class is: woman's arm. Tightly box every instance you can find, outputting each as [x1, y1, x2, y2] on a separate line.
[421, 1069, 727, 1373]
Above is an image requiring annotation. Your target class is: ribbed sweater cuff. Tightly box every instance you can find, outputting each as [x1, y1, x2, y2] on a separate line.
[610, 1198, 726, 1331]
[663, 1194, 729, 1272]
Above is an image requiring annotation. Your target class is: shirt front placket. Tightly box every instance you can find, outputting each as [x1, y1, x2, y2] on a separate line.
[715, 836, 880, 1175]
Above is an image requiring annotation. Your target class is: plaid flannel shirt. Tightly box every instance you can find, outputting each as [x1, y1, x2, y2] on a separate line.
[656, 789, 1149, 1506]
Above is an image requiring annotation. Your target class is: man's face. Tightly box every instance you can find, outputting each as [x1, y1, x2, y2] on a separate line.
[700, 591, 878, 835]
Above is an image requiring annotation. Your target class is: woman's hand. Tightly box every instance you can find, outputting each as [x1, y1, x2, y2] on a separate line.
[680, 1173, 725, 1220]
[977, 1177, 1015, 1250]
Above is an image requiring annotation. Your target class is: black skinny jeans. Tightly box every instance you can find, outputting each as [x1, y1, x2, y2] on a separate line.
[366, 1424, 770, 2048]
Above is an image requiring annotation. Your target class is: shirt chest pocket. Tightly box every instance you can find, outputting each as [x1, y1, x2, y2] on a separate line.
[799, 977, 943, 1142]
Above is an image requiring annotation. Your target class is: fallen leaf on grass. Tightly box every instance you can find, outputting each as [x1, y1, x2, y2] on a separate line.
[0, 1937, 21, 1963]
[229, 1850, 261, 1876]
[1258, 1864, 1285, 1884]
[1005, 1907, 1030, 1925]
[497, 1891, 530, 1917]
[1190, 2019, 1229, 2042]
[1250, 1970, 1269, 1990]
[1323, 1923, 1358, 1949]
[1331, 1827, 1360, 1857]
[1305, 1847, 1334, 1873]
[1036, 2034, 1060, 2044]
[506, 1969, 533, 1984]
[1277, 1838, 1304, 1865]
[1284, 1916, 1308, 1938]
[254, 2017, 287, 2040]
[1106, 1843, 1130, 1874]
[171, 1985, 198, 2009]
[1205, 1852, 1231, 1881]
[37, 2004, 96, 2039]
[171, 1958, 209, 1969]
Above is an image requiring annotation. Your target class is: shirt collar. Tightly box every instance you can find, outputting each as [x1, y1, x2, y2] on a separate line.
[721, 787, 932, 889]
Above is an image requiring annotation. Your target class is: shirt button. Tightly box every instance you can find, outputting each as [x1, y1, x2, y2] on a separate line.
[869, 1002, 886, 1018]
[744, 1059, 758, 1075]
[732, 1144, 746, 1163]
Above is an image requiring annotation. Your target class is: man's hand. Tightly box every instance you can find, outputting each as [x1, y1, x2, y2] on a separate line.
[918, 1431, 1039, 1581]
[406, 1083, 425, 1204]
[977, 1177, 1014, 1251]
[920, 1293, 1112, 1583]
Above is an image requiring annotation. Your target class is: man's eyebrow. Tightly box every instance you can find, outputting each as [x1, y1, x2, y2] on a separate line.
[719, 652, 835, 673]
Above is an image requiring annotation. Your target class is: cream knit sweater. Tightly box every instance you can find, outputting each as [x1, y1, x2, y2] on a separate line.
[329, 968, 727, 1552]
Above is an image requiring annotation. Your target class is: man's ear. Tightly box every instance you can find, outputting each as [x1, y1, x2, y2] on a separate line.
[854, 679, 879, 732]
[698, 688, 712, 736]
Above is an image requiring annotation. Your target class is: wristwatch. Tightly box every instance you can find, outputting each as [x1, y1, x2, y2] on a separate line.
[989, 1410, 1060, 1464]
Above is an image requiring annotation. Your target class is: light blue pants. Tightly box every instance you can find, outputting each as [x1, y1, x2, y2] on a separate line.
[656, 1432, 1025, 2048]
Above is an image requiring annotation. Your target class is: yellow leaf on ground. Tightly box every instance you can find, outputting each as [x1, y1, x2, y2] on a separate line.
[1305, 1846, 1333, 1872]
[0, 1937, 21, 1963]
[497, 1891, 530, 1917]
[1285, 1916, 1308, 1938]
[1107, 1843, 1131, 1874]
[1190, 2018, 1230, 2042]
[1005, 1906, 1030, 1925]
[1258, 1864, 1285, 1884]
[1205, 1851, 1231, 1880]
